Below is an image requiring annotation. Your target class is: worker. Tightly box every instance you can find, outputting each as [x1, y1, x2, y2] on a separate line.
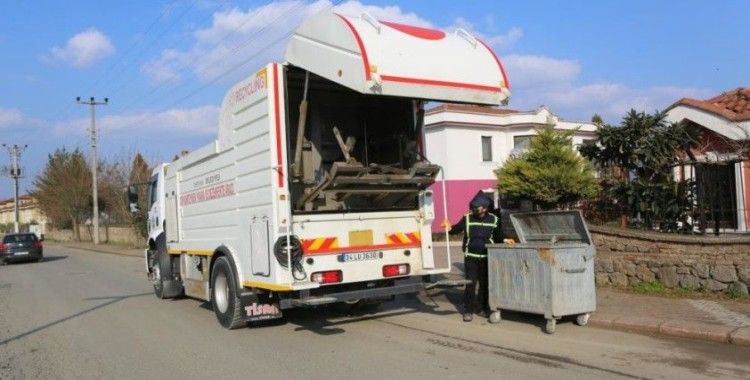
[443, 194, 502, 322]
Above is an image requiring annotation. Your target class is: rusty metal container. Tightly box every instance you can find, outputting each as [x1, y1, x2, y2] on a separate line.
[486, 210, 596, 334]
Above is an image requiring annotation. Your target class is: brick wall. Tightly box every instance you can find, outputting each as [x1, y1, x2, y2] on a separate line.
[591, 225, 750, 295]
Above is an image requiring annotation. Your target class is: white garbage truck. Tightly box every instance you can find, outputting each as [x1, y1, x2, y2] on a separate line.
[129, 11, 510, 328]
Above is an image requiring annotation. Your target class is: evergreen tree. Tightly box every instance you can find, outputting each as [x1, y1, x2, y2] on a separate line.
[31, 148, 91, 240]
[496, 126, 599, 209]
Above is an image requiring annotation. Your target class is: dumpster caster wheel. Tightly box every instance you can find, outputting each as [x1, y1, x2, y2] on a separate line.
[489, 311, 502, 324]
[575, 313, 590, 326]
[545, 319, 556, 334]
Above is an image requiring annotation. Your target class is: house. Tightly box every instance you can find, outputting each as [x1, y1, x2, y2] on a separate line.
[424, 104, 598, 231]
[0, 195, 48, 233]
[665, 87, 750, 232]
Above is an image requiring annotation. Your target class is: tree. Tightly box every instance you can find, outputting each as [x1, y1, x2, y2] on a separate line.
[496, 126, 599, 209]
[580, 110, 700, 231]
[591, 113, 604, 126]
[128, 153, 151, 238]
[98, 156, 132, 226]
[32, 148, 91, 240]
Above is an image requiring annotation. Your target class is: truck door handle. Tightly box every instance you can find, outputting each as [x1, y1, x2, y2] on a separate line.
[562, 267, 586, 273]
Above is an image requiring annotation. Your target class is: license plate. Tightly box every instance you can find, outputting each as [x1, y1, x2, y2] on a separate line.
[14, 251, 28, 256]
[338, 251, 383, 263]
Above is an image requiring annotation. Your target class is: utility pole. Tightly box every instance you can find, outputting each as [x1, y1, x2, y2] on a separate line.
[76, 96, 108, 244]
[3, 144, 27, 233]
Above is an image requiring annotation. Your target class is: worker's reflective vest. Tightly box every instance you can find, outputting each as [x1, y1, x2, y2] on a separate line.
[463, 213, 499, 258]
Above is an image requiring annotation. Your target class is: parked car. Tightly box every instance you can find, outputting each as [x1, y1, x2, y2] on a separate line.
[0, 233, 43, 264]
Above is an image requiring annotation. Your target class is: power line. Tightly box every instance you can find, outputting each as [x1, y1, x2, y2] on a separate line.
[76, 96, 109, 245]
[2, 143, 28, 233]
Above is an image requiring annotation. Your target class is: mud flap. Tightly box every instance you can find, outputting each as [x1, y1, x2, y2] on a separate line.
[239, 291, 284, 322]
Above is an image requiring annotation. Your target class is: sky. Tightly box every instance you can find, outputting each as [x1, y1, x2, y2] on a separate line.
[0, 0, 747, 199]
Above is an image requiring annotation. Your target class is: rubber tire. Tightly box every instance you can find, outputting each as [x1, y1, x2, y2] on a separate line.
[152, 234, 183, 299]
[210, 256, 245, 329]
[489, 311, 502, 324]
[575, 313, 590, 326]
[545, 319, 556, 334]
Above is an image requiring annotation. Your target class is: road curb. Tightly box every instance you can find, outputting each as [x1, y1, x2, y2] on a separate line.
[589, 314, 749, 345]
[729, 327, 750, 346]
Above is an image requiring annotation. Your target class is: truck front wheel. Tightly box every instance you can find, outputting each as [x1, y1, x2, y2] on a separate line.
[210, 256, 245, 329]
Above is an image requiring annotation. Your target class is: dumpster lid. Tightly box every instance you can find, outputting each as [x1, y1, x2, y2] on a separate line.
[284, 11, 511, 105]
[509, 211, 592, 245]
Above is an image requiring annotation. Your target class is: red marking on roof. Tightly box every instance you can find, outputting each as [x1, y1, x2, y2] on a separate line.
[380, 74, 501, 92]
[380, 21, 445, 40]
[335, 14, 371, 80]
[477, 38, 510, 90]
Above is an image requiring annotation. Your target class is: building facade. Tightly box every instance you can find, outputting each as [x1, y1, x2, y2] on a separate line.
[424, 104, 597, 231]
[665, 88, 750, 233]
[0, 195, 48, 233]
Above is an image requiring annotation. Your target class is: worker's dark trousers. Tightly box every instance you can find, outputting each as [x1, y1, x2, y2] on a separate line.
[463, 256, 489, 313]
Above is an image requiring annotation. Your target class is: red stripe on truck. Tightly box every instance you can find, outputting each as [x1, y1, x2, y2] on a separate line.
[379, 74, 502, 92]
[477, 38, 510, 90]
[335, 13, 371, 81]
[272, 64, 284, 188]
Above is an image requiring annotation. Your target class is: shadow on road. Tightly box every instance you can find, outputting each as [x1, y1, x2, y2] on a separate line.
[1, 256, 68, 266]
[285, 295, 454, 336]
[40, 255, 68, 263]
[0, 292, 151, 346]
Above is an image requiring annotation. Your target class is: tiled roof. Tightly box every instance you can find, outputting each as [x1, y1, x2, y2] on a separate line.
[425, 103, 519, 115]
[669, 87, 750, 122]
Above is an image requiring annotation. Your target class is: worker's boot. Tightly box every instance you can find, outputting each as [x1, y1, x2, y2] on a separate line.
[462, 313, 473, 322]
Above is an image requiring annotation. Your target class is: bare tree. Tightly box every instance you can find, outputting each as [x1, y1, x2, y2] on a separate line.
[129, 153, 151, 238]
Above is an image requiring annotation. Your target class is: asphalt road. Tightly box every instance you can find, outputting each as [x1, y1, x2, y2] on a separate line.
[1, 246, 749, 379]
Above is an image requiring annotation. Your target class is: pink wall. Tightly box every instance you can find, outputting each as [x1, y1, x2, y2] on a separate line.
[430, 179, 498, 232]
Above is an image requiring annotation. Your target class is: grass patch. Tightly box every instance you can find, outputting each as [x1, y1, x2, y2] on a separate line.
[728, 288, 749, 300]
[623, 280, 749, 302]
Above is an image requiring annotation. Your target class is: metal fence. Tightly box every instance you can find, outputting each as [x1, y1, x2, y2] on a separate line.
[582, 205, 750, 235]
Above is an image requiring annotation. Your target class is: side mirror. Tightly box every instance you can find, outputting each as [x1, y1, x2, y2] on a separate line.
[127, 185, 140, 213]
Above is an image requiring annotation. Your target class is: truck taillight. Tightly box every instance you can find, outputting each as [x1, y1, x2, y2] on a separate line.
[383, 264, 410, 277]
[0, 243, 6, 251]
[311, 270, 342, 284]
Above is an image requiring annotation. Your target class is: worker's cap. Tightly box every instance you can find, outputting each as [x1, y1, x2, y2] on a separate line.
[470, 196, 491, 209]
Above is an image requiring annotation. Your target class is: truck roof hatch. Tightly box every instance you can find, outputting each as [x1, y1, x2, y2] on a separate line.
[285, 11, 511, 106]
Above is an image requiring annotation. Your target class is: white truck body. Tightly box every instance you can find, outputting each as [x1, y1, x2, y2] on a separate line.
[143, 11, 510, 326]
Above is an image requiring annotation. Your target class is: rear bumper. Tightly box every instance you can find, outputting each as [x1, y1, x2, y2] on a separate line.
[279, 281, 423, 309]
[1, 249, 42, 263]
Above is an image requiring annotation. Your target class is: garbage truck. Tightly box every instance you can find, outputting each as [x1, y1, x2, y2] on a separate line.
[128, 11, 511, 328]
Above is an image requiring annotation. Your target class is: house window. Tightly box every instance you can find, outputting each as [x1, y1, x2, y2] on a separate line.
[513, 135, 533, 150]
[481, 136, 493, 161]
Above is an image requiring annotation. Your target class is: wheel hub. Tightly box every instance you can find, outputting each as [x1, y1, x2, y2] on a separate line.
[214, 272, 229, 313]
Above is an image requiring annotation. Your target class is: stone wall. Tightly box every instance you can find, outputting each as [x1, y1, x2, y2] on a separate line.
[46, 224, 143, 246]
[591, 225, 750, 295]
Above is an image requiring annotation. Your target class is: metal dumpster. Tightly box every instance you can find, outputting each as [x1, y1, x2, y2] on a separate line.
[486, 210, 596, 334]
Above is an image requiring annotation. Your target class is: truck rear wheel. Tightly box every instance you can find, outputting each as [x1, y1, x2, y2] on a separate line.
[211, 256, 245, 329]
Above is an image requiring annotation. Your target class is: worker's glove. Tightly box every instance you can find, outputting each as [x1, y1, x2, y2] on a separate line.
[441, 220, 452, 230]
[503, 238, 516, 245]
